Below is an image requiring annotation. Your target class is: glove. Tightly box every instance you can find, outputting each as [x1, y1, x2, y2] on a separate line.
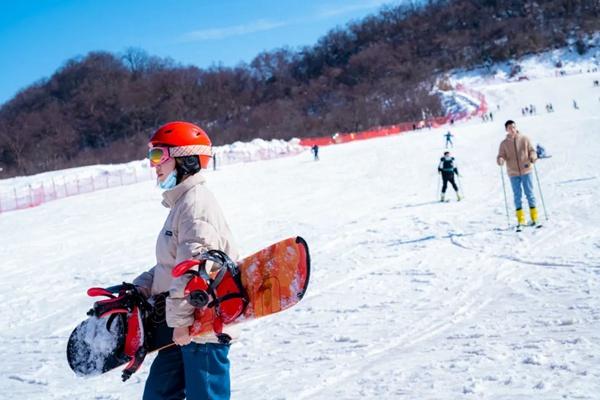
[135, 285, 152, 299]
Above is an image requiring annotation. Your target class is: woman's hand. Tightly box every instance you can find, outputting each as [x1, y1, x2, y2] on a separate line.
[173, 326, 192, 346]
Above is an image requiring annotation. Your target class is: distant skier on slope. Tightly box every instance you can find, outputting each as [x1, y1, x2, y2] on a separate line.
[311, 144, 319, 161]
[438, 151, 461, 202]
[536, 144, 551, 159]
[444, 131, 454, 148]
[135, 121, 238, 400]
[497, 120, 539, 230]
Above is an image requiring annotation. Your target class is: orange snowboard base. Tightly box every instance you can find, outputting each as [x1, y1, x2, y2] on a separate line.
[190, 236, 310, 337]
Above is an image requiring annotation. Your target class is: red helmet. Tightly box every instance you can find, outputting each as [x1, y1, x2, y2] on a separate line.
[149, 121, 212, 169]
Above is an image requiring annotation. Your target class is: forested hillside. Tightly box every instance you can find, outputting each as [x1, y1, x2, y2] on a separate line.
[1, 0, 598, 176]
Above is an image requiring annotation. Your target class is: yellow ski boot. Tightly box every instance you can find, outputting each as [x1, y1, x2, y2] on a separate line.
[515, 209, 526, 232]
[529, 207, 540, 228]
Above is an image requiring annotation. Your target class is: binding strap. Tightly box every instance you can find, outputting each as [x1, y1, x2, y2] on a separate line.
[174, 250, 249, 335]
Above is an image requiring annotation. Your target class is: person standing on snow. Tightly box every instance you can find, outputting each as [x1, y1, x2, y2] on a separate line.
[497, 120, 539, 229]
[134, 121, 239, 400]
[444, 131, 454, 148]
[311, 144, 319, 161]
[438, 151, 461, 202]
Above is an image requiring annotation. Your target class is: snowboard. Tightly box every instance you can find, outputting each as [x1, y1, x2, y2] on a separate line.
[67, 236, 310, 380]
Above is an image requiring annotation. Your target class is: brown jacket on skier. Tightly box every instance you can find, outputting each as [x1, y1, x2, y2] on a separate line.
[496, 128, 537, 177]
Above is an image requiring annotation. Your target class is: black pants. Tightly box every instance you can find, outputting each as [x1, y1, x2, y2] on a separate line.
[441, 172, 458, 193]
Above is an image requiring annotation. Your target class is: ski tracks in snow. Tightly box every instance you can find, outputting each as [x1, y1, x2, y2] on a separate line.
[285, 204, 512, 398]
[286, 183, 600, 399]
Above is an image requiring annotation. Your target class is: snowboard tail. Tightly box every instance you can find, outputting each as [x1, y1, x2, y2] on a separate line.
[66, 285, 172, 380]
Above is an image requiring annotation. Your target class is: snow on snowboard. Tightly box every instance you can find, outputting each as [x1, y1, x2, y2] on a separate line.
[67, 236, 310, 380]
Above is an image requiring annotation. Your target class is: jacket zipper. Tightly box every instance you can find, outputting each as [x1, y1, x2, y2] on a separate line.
[513, 137, 522, 176]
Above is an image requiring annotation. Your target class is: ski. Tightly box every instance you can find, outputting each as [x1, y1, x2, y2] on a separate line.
[514, 223, 543, 232]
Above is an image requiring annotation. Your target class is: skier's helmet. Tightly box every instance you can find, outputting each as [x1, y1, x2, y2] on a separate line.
[149, 121, 212, 171]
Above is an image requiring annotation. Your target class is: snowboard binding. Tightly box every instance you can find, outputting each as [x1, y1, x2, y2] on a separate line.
[84, 283, 152, 381]
[172, 250, 249, 340]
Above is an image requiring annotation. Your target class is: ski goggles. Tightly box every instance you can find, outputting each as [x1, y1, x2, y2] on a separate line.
[148, 145, 213, 167]
[148, 146, 171, 167]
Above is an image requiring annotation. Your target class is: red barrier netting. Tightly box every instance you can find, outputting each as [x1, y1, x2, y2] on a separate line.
[300, 86, 487, 147]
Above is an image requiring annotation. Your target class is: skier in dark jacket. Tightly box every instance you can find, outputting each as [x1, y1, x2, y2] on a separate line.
[438, 151, 461, 202]
[311, 144, 319, 161]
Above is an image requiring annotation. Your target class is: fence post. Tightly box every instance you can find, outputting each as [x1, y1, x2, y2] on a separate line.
[64, 177, 70, 197]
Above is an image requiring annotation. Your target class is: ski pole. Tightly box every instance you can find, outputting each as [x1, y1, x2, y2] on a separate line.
[436, 172, 441, 200]
[533, 163, 549, 221]
[456, 174, 464, 198]
[500, 166, 510, 228]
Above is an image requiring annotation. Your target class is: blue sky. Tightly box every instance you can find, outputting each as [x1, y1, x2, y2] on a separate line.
[0, 0, 406, 105]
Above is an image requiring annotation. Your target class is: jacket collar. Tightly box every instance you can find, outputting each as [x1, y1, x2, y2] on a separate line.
[161, 173, 206, 208]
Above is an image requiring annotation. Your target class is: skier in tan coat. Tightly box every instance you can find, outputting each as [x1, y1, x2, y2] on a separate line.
[134, 121, 238, 400]
[497, 120, 539, 229]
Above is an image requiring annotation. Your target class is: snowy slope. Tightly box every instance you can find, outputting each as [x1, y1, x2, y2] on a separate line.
[1, 69, 600, 399]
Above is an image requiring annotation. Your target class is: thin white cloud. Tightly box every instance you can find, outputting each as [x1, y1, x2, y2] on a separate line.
[315, 0, 397, 18]
[181, 19, 288, 42]
[179, 2, 407, 43]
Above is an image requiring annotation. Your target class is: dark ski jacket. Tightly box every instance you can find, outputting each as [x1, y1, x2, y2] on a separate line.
[438, 157, 458, 175]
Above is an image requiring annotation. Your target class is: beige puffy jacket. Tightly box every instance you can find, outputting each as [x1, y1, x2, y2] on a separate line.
[496, 133, 537, 177]
[134, 173, 239, 343]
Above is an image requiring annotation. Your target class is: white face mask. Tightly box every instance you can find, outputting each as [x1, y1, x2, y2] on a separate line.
[158, 170, 177, 190]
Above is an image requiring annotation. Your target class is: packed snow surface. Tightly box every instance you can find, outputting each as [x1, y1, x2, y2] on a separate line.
[1, 68, 600, 399]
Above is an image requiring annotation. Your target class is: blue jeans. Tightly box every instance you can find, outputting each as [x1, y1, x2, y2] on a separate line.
[509, 173, 536, 210]
[143, 343, 231, 400]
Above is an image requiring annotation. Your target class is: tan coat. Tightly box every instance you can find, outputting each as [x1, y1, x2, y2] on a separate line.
[496, 133, 537, 177]
[134, 173, 239, 343]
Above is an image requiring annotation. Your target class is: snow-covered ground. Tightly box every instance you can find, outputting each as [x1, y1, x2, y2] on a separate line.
[450, 36, 600, 86]
[1, 66, 600, 399]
